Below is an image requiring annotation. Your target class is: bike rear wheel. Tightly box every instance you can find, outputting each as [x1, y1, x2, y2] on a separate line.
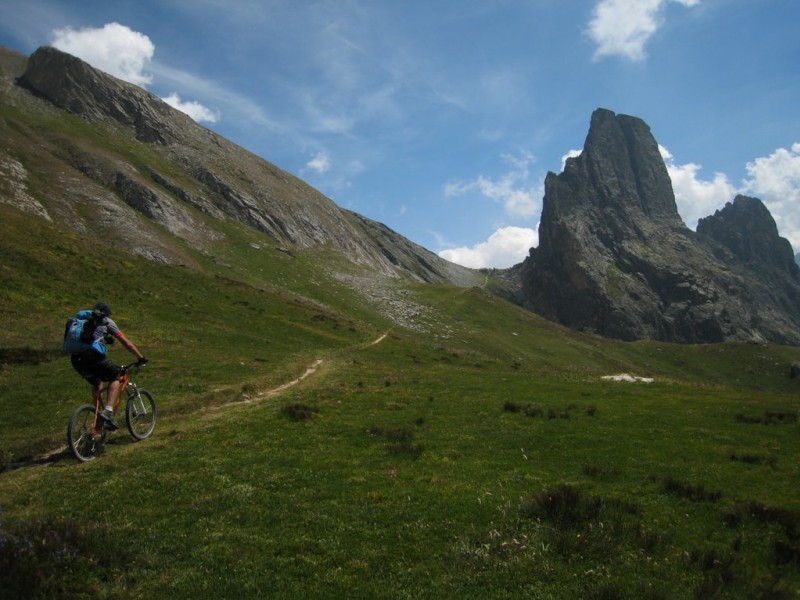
[125, 389, 157, 440]
[67, 404, 106, 462]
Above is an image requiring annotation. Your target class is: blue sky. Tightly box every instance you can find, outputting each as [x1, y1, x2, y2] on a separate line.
[1, 0, 798, 268]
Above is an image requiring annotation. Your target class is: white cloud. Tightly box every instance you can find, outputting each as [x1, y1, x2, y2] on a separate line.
[50, 23, 226, 128]
[162, 93, 220, 123]
[660, 145, 736, 229]
[444, 151, 543, 219]
[50, 22, 154, 87]
[304, 151, 332, 174]
[561, 149, 582, 171]
[588, 0, 700, 62]
[742, 143, 800, 250]
[744, 143, 800, 201]
[439, 226, 538, 269]
[661, 143, 800, 251]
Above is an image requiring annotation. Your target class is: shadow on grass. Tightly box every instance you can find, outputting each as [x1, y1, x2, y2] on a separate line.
[2, 434, 141, 473]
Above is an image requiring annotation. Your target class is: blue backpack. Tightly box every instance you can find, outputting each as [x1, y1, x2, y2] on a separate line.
[63, 310, 108, 355]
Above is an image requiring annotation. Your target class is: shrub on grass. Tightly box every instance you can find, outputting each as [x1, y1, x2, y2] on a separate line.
[734, 411, 798, 425]
[519, 485, 656, 566]
[774, 538, 800, 566]
[690, 547, 738, 598]
[368, 426, 424, 458]
[721, 501, 800, 537]
[0, 515, 135, 599]
[504, 402, 579, 419]
[728, 452, 776, 466]
[387, 440, 425, 458]
[722, 501, 800, 571]
[583, 464, 621, 479]
[524, 404, 543, 418]
[520, 484, 601, 526]
[0, 347, 62, 365]
[368, 426, 412, 441]
[281, 402, 319, 421]
[658, 476, 722, 503]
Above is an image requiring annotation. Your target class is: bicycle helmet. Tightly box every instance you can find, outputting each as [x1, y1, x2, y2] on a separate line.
[93, 302, 112, 318]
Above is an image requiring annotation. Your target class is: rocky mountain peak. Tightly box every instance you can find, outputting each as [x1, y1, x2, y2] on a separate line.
[576, 108, 682, 221]
[19, 46, 190, 144]
[516, 109, 800, 345]
[697, 194, 799, 277]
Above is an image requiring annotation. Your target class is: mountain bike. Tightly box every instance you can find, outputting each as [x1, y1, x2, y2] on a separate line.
[67, 362, 157, 462]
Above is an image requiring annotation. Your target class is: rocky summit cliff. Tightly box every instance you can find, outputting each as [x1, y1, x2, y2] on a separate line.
[0, 45, 477, 287]
[512, 108, 800, 345]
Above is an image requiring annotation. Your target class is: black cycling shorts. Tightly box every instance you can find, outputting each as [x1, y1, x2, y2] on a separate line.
[70, 353, 121, 386]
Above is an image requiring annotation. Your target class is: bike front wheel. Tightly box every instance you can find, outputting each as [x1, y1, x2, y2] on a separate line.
[67, 404, 105, 462]
[125, 388, 157, 440]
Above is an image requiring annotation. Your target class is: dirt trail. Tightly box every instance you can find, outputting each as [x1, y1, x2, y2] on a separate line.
[219, 330, 389, 409]
[369, 332, 389, 346]
[3, 331, 390, 472]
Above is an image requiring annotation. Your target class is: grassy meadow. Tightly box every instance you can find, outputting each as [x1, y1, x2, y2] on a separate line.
[1, 205, 799, 599]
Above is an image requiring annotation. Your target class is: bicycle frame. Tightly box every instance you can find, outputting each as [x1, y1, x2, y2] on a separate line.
[89, 371, 130, 432]
[88, 363, 140, 435]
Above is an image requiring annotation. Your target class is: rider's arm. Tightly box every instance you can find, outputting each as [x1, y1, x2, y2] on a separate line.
[105, 318, 146, 362]
[116, 332, 146, 361]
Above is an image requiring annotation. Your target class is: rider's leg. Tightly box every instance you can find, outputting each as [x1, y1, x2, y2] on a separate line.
[93, 358, 122, 415]
[99, 380, 120, 430]
[105, 379, 121, 413]
[93, 381, 103, 399]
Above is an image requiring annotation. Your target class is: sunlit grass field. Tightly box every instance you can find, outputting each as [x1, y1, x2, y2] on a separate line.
[1, 206, 799, 598]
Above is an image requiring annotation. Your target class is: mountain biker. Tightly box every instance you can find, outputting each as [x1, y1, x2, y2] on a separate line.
[68, 302, 148, 430]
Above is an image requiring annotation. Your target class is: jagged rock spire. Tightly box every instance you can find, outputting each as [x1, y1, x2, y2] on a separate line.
[516, 109, 800, 344]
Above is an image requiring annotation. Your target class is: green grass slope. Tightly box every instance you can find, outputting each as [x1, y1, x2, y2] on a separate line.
[1, 205, 799, 599]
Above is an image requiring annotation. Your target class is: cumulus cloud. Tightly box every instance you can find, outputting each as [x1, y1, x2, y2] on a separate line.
[305, 151, 332, 174]
[588, 0, 701, 62]
[561, 149, 582, 171]
[162, 93, 220, 123]
[51, 23, 220, 124]
[662, 143, 800, 251]
[444, 151, 543, 219]
[660, 145, 736, 229]
[439, 226, 538, 269]
[742, 143, 800, 250]
[51, 22, 155, 86]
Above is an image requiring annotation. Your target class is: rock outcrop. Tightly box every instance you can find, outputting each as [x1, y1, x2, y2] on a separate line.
[19, 46, 189, 145]
[697, 195, 799, 276]
[515, 108, 800, 344]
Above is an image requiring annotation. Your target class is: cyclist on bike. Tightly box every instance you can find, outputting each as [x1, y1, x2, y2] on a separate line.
[68, 302, 148, 430]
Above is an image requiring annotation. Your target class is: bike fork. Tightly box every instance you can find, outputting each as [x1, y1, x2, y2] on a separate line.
[128, 390, 148, 417]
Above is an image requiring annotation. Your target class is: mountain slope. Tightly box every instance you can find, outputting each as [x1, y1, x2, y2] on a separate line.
[1, 45, 478, 289]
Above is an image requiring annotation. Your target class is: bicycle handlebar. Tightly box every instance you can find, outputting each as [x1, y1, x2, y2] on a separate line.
[120, 359, 149, 375]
